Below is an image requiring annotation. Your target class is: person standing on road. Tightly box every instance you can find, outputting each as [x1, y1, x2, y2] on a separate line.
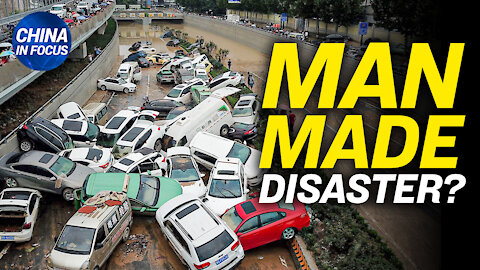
[228, 59, 232, 70]
[288, 110, 296, 132]
[248, 73, 255, 89]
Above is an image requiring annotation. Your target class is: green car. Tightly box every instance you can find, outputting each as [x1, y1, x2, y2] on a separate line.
[77, 173, 182, 215]
[191, 85, 213, 105]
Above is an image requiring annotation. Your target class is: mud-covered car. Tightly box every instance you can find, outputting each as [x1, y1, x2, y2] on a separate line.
[0, 188, 41, 243]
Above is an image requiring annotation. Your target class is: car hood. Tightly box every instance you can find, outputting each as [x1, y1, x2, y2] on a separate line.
[124, 82, 136, 88]
[49, 249, 90, 269]
[205, 196, 245, 216]
[66, 165, 95, 189]
[180, 181, 206, 198]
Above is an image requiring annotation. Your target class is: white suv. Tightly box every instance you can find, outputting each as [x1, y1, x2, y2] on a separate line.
[204, 158, 249, 216]
[156, 194, 244, 270]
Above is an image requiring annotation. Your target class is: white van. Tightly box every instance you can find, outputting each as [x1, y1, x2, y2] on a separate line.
[47, 191, 132, 270]
[117, 62, 142, 83]
[49, 4, 67, 18]
[83, 102, 108, 126]
[189, 132, 265, 186]
[160, 87, 240, 155]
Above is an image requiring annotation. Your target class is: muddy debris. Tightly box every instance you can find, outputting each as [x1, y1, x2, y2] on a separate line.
[124, 234, 149, 257]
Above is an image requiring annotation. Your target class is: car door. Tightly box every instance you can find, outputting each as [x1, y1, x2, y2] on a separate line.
[257, 212, 286, 246]
[236, 215, 261, 250]
[10, 165, 56, 192]
[179, 87, 191, 104]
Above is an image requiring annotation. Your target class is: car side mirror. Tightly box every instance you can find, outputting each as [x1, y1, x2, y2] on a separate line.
[202, 197, 208, 203]
[94, 242, 103, 250]
[200, 173, 205, 178]
[147, 170, 152, 175]
[140, 207, 147, 213]
[236, 232, 243, 237]
[245, 188, 250, 194]
[54, 236, 58, 242]
[50, 176, 56, 181]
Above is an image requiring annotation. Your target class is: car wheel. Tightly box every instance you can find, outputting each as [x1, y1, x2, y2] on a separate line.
[100, 85, 106, 91]
[122, 226, 131, 242]
[154, 139, 161, 151]
[62, 188, 75, 201]
[281, 227, 296, 240]
[5, 177, 18, 188]
[220, 125, 229, 137]
[19, 139, 34, 152]
[123, 88, 129, 94]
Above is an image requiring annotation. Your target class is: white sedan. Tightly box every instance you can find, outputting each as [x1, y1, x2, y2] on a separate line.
[98, 77, 137, 93]
[0, 188, 41, 243]
[58, 147, 114, 173]
[209, 71, 243, 91]
[166, 147, 206, 198]
[203, 158, 249, 215]
[139, 45, 156, 54]
[111, 122, 165, 159]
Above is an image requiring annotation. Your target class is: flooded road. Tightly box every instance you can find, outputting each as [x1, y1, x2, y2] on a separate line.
[0, 20, 297, 270]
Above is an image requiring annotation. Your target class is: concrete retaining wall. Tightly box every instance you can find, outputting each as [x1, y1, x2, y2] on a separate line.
[0, 19, 119, 156]
[183, 14, 359, 89]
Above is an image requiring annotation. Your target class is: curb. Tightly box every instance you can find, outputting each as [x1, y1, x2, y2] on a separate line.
[289, 236, 318, 270]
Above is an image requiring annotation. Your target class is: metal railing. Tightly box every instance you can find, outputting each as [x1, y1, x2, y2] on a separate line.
[0, 0, 74, 26]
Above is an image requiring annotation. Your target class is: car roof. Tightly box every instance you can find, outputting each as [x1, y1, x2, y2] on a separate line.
[67, 201, 124, 229]
[212, 158, 241, 179]
[51, 119, 88, 135]
[112, 150, 157, 170]
[116, 125, 152, 146]
[190, 132, 233, 157]
[235, 198, 298, 219]
[16, 151, 58, 168]
[167, 146, 190, 157]
[156, 194, 224, 246]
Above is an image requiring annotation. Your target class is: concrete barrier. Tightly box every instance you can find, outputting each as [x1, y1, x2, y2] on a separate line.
[183, 14, 359, 89]
[0, 4, 115, 105]
[0, 19, 119, 156]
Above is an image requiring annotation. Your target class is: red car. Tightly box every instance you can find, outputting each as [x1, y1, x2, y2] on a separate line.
[220, 198, 311, 251]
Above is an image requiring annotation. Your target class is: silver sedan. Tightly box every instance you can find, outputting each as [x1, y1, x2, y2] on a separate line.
[0, 151, 95, 201]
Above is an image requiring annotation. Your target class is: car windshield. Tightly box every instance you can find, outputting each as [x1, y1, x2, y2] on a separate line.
[232, 107, 253, 117]
[167, 88, 182, 98]
[52, 6, 62, 10]
[221, 207, 243, 231]
[55, 225, 95, 255]
[208, 178, 242, 198]
[85, 122, 99, 140]
[166, 109, 183, 120]
[195, 230, 234, 262]
[50, 156, 76, 176]
[226, 143, 251, 164]
[136, 175, 160, 206]
[96, 132, 120, 148]
[111, 145, 132, 159]
[170, 156, 199, 182]
[107, 166, 126, 173]
[118, 78, 127, 84]
[197, 74, 208, 80]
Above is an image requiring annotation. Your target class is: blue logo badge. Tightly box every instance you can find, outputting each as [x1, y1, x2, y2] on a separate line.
[12, 12, 71, 71]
